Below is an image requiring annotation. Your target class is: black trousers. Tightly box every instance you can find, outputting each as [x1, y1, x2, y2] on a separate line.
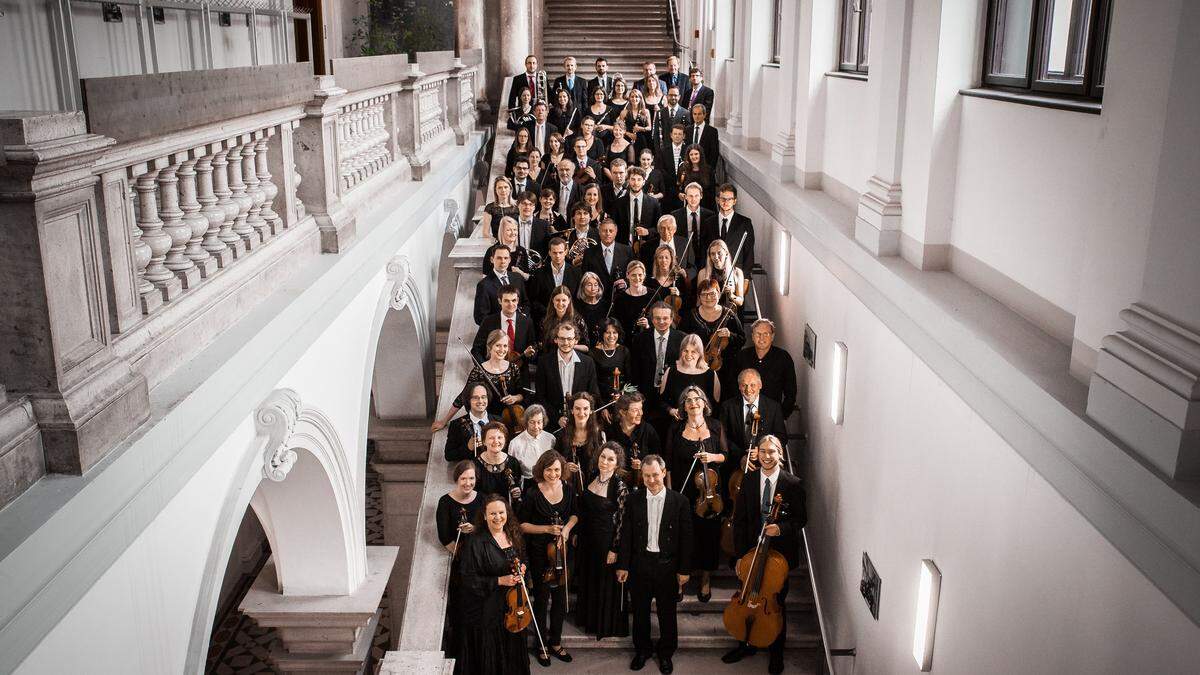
[532, 579, 567, 645]
[630, 552, 680, 658]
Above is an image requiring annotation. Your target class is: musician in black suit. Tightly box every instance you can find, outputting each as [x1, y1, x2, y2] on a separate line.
[657, 124, 689, 212]
[719, 369, 788, 473]
[472, 287, 537, 363]
[722, 435, 806, 674]
[633, 60, 659, 94]
[680, 67, 715, 118]
[473, 246, 528, 325]
[525, 102, 560, 157]
[684, 104, 720, 168]
[630, 302, 685, 440]
[508, 54, 541, 111]
[638, 214, 694, 272]
[533, 321, 600, 423]
[588, 56, 615, 99]
[659, 55, 686, 99]
[444, 384, 502, 462]
[671, 183, 718, 267]
[616, 455, 693, 673]
[614, 167, 662, 248]
[600, 158, 628, 206]
[713, 183, 756, 277]
[581, 218, 634, 295]
[529, 237, 582, 323]
[657, 87, 690, 151]
[552, 56, 589, 111]
[513, 191, 550, 256]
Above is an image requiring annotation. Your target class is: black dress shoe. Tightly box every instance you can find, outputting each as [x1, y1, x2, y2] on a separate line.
[658, 656, 674, 674]
[768, 650, 785, 674]
[551, 646, 573, 663]
[630, 653, 649, 671]
[697, 589, 711, 603]
[722, 643, 753, 663]
[535, 650, 552, 667]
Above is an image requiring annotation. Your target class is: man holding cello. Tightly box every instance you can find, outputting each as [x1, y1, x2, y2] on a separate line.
[722, 435, 806, 674]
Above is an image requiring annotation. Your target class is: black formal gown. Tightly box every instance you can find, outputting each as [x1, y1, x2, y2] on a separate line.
[612, 289, 654, 338]
[552, 428, 604, 497]
[520, 482, 578, 646]
[455, 534, 530, 675]
[574, 475, 631, 638]
[659, 366, 718, 416]
[577, 299, 608, 345]
[453, 362, 527, 418]
[474, 453, 524, 503]
[436, 492, 485, 658]
[603, 421, 662, 473]
[665, 417, 729, 572]
[680, 308, 745, 393]
[592, 344, 632, 401]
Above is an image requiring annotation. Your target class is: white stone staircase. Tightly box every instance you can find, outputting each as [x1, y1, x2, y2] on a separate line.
[542, 0, 678, 78]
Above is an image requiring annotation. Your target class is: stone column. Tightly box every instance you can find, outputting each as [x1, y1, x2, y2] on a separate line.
[294, 75, 357, 253]
[1086, 3, 1200, 480]
[769, 0, 802, 182]
[793, 0, 839, 189]
[500, 0, 532, 77]
[456, 0, 485, 54]
[0, 112, 150, 475]
[853, 0, 914, 257]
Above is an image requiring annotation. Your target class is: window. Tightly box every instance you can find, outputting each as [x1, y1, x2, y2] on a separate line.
[839, 0, 871, 74]
[769, 0, 783, 64]
[983, 0, 1111, 100]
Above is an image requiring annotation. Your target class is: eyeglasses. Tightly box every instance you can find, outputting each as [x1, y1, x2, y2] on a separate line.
[683, 396, 705, 403]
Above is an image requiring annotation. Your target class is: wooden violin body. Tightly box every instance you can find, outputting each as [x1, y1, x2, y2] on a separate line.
[504, 557, 532, 633]
[723, 494, 789, 648]
[703, 303, 737, 371]
[693, 459, 724, 519]
[542, 514, 567, 588]
[498, 373, 526, 435]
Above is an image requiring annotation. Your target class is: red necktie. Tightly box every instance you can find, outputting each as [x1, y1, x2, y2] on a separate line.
[507, 318, 516, 346]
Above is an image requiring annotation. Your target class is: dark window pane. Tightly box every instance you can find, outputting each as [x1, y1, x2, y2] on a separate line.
[989, 0, 1035, 77]
[840, 0, 860, 69]
[1040, 0, 1092, 82]
[859, 0, 872, 71]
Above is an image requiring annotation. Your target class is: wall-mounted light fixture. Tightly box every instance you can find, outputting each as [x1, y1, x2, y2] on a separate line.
[830, 341, 847, 425]
[913, 559, 942, 671]
[776, 225, 790, 296]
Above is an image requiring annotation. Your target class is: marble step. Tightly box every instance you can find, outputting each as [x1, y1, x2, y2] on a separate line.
[557, 611, 821, 650]
[544, 647, 821, 674]
[675, 584, 814, 615]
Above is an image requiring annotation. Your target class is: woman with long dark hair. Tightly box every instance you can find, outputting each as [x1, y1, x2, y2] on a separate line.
[553, 392, 605, 494]
[574, 441, 630, 639]
[437, 460, 484, 659]
[519, 451, 578, 666]
[676, 144, 714, 210]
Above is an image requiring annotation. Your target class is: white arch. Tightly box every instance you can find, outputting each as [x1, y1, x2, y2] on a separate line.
[371, 254, 436, 419]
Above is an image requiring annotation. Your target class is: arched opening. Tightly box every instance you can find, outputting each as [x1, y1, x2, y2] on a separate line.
[371, 303, 434, 420]
[204, 506, 274, 673]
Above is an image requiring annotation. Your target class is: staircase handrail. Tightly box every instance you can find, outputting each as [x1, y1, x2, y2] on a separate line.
[803, 527, 838, 674]
[666, 0, 695, 65]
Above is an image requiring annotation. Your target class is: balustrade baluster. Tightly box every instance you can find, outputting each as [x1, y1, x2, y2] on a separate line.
[212, 147, 247, 259]
[134, 169, 182, 302]
[242, 139, 269, 244]
[158, 162, 200, 289]
[294, 165, 306, 220]
[129, 181, 160, 314]
[178, 157, 216, 278]
[196, 154, 233, 268]
[255, 134, 282, 235]
[227, 142, 256, 249]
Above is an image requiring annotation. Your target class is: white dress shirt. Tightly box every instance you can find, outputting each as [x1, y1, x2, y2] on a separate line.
[743, 396, 759, 426]
[719, 211, 734, 238]
[495, 269, 510, 285]
[558, 349, 580, 398]
[508, 430, 556, 480]
[646, 486, 667, 552]
[518, 219, 533, 249]
[551, 262, 566, 287]
[672, 143, 683, 171]
[467, 411, 489, 441]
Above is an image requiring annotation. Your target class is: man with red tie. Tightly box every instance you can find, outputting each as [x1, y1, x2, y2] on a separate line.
[472, 286, 536, 364]
[510, 54, 541, 110]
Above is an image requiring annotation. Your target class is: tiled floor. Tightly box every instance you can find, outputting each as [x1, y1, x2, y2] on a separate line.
[204, 443, 392, 674]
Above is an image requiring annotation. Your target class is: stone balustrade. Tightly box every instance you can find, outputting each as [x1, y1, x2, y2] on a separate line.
[0, 52, 484, 507]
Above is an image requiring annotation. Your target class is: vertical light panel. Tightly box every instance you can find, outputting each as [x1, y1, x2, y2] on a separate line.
[913, 559, 942, 671]
[830, 341, 847, 424]
[776, 225, 790, 295]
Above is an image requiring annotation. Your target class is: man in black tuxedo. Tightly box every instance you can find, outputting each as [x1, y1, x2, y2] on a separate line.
[582, 218, 633, 297]
[657, 87, 690, 151]
[659, 55, 686, 99]
[719, 369, 788, 472]
[534, 322, 599, 423]
[731, 319, 798, 417]
[614, 167, 661, 247]
[657, 124, 688, 212]
[633, 60, 659, 93]
[588, 56, 614, 99]
[639, 214, 694, 272]
[545, 160, 580, 221]
[723, 435, 806, 674]
[552, 56, 588, 111]
[508, 54, 540, 110]
[525, 102, 559, 157]
[713, 183, 755, 277]
[473, 246, 528, 324]
[616, 455, 693, 674]
[513, 191, 549, 256]
[529, 237, 582, 323]
[443, 384, 502, 462]
[601, 158, 628, 207]
[631, 303, 685, 436]
[685, 104, 720, 167]
[681, 67, 715, 118]
[510, 157, 534, 194]
[473, 286, 536, 363]
[671, 183, 718, 267]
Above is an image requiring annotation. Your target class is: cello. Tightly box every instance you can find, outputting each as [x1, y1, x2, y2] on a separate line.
[722, 410, 759, 557]
[505, 556, 550, 662]
[723, 494, 789, 648]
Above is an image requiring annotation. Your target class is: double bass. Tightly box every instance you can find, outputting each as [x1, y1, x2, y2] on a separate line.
[722, 410, 760, 557]
[723, 494, 789, 648]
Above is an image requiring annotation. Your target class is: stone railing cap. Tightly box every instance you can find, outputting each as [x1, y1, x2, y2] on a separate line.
[0, 111, 88, 146]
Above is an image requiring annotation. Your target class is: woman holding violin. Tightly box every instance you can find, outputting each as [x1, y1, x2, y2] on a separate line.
[474, 422, 524, 504]
[593, 318, 632, 404]
[646, 244, 688, 323]
[539, 286, 590, 354]
[681, 278, 746, 392]
[431, 331, 525, 433]
[519, 450, 579, 666]
[483, 218, 532, 280]
[455, 494, 530, 675]
[612, 260, 653, 337]
[665, 384, 730, 603]
[695, 238, 745, 308]
[436, 460, 484, 659]
[659, 333, 720, 421]
[574, 441, 630, 639]
[553, 392, 605, 494]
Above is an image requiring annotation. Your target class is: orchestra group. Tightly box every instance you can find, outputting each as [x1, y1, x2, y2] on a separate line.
[433, 52, 807, 675]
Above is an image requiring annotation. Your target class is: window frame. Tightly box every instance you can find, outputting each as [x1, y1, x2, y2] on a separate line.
[982, 0, 1112, 101]
[769, 0, 783, 64]
[838, 0, 870, 75]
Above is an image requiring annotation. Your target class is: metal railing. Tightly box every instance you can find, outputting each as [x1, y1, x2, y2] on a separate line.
[666, 0, 695, 64]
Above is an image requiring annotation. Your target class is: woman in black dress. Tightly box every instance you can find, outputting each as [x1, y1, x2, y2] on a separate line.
[506, 125, 534, 176]
[676, 144, 715, 210]
[586, 85, 614, 138]
[481, 176, 518, 239]
[647, 244, 690, 323]
[519, 451, 579, 666]
[537, 188, 568, 236]
[611, 260, 653, 337]
[544, 133, 567, 175]
[437, 461, 484, 659]
[455, 494, 530, 675]
[549, 88, 579, 138]
[638, 148, 666, 202]
[658, 333, 720, 421]
[603, 120, 636, 181]
[474, 422, 524, 504]
[553, 392, 605, 496]
[539, 285, 590, 354]
[604, 392, 661, 481]
[592, 317, 632, 403]
[665, 384, 729, 602]
[431, 331, 525, 431]
[507, 86, 534, 132]
[681, 278, 745, 394]
[576, 272, 607, 345]
[574, 441, 630, 639]
[483, 218, 531, 279]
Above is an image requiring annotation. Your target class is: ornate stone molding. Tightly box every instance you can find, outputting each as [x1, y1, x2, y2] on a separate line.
[256, 388, 302, 482]
[386, 254, 413, 311]
[443, 198, 461, 237]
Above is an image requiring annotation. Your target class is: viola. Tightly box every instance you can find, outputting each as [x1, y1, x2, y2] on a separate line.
[702, 301, 737, 372]
[722, 410, 759, 557]
[723, 494, 789, 648]
[692, 442, 724, 520]
[542, 513, 568, 590]
[498, 373, 526, 435]
[504, 557, 533, 633]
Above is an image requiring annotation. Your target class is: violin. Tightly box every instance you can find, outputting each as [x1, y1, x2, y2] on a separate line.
[542, 514, 568, 590]
[503, 466, 521, 504]
[498, 373, 526, 435]
[722, 410, 759, 557]
[702, 300, 738, 372]
[504, 557, 533, 633]
[507, 343, 539, 370]
[692, 441, 724, 520]
[611, 367, 622, 401]
[723, 494, 789, 648]
[628, 439, 643, 488]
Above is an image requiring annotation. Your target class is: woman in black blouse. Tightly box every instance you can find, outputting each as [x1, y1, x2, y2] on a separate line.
[575, 271, 607, 346]
[481, 176, 518, 239]
[473, 422, 524, 504]
[676, 144, 715, 210]
[681, 278, 745, 394]
[549, 88, 579, 137]
[436, 460, 483, 660]
[455, 495, 530, 675]
[574, 441, 630, 639]
[604, 392, 661, 480]
[431, 330, 525, 431]
[592, 317, 632, 403]
[519, 450, 579, 665]
[611, 260, 653, 338]
[659, 333, 720, 420]
[553, 392, 605, 496]
[505, 125, 534, 176]
[539, 285, 590, 354]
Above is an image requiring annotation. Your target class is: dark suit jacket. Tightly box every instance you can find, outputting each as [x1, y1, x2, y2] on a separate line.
[552, 75, 589, 111]
[630, 328, 684, 395]
[509, 72, 540, 110]
[684, 122, 720, 166]
[681, 84, 715, 117]
[733, 469, 806, 570]
[523, 120, 560, 157]
[445, 412, 502, 462]
[472, 311, 537, 362]
[657, 144, 688, 211]
[670, 206, 718, 265]
[473, 272, 528, 325]
[613, 192, 662, 247]
[588, 74, 615, 98]
[718, 395, 788, 467]
[601, 182, 628, 209]
[714, 212, 755, 276]
[618, 487, 694, 571]
[659, 72, 687, 96]
[657, 105, 690, 149]
[637, 232, 694, 271]
[529, 262, 582, 309]
[545, 177, 580, 217]
[534, 351, 600, 421]
[581, 242, 634, 293]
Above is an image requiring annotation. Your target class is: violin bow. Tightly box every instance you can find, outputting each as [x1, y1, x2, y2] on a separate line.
[455, 336, 506, 402]
[517, 558, 549, 660]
